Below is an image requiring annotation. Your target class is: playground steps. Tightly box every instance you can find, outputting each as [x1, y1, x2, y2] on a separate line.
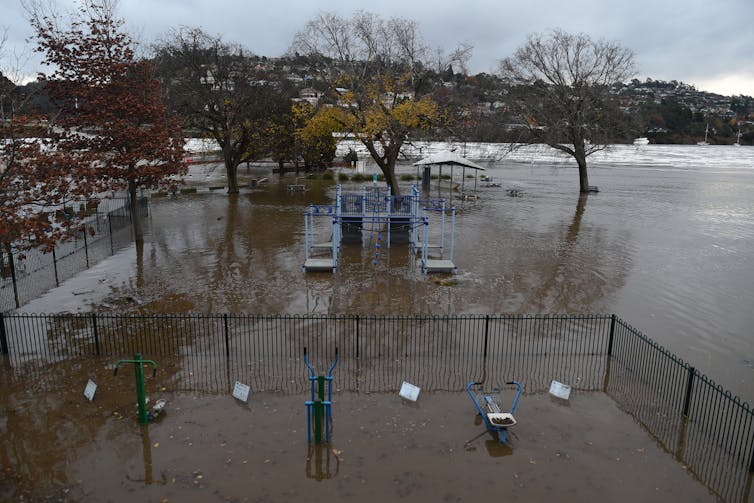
[304, 258, 335, 272]
[424, 259, 457, 273]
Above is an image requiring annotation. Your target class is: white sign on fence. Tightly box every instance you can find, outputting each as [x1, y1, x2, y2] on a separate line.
[84, 379, 97, 401]
[232, 381, 251, 402]
[399, 381, 421, 402]
[549, 380, 571, 400]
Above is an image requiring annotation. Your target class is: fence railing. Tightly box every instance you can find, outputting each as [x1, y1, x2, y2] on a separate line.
[0, 313, 751, 500]
[0, 197, 146, 311]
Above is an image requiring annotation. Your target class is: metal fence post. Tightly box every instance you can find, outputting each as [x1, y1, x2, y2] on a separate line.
[91, 313, 101, 356]
[108, 215, 114, 255]
[355, 315, 360, 358]
[483, 315, 490, 358]
[52, 247, 60, 287]
[0, 312, 8, 355]
[682, 366, 695, 417]
[223, 314, 230, 360]
[83, 228, 90, 268]
[7, 247, 20, 309]
[607, 314, 616, 356]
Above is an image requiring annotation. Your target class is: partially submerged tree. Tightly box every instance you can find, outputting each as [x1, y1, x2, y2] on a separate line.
[500, 30, 635, 192]
[292, 12, 463, 194]
[28, 0, 186, 241]
[154, 28, 288, 194]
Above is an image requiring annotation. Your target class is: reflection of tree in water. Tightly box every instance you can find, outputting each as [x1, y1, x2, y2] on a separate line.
[109, 184, 631, 315]
[511, 195, 630, 313]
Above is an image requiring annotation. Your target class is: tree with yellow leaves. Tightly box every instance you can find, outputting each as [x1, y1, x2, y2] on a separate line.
[292, 12, 465, 194]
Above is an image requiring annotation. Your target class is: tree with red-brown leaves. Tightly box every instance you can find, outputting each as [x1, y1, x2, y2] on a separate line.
[3, 26, 92, 266]
[28, 0, 186, 242]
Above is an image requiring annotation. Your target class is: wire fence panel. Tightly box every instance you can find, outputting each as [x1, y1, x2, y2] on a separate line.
[0, 312, 752, 499]
[607, 317, 754, 502]
[0, 198, 139, 312]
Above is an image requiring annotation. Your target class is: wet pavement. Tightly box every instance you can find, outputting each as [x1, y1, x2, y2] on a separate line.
[0, 359, 715, 502]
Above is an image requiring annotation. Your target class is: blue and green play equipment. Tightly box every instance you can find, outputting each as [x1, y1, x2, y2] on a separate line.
[304, 347, 339, 443]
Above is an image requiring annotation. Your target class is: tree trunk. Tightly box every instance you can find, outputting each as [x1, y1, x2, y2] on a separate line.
[574, 141, 590, 193]
[128, 179, 143, 243]
[385, 162, 401, 195]
[577, 155, 589, 193]
[227, 163, 239, 194]
[223, 145, 240, 194]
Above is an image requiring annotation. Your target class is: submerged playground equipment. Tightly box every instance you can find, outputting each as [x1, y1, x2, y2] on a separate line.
[303, 184, 458, 274]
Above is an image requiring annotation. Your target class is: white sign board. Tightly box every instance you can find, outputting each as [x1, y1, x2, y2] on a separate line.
[232, 381, 251, 402]
[84, 379, 97, 401]
[549, 380, 571, 400]
[399, 381, 421, 402]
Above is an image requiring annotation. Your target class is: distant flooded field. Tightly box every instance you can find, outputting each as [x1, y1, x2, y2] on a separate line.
[21, 144, 754, 403]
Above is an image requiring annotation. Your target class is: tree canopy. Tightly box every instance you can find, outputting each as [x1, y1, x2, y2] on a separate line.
[291, 12, 465, 194]
[28, 0, 185, 241]
[153, 28, 290, 193]
[501, 29, 635, 192]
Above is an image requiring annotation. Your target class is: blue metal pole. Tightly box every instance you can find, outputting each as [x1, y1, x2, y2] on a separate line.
[450, 206, 456, 262]
[387, 188, 391, 249]
[441, 200, 446, 254]
[304, 209, 310, 260]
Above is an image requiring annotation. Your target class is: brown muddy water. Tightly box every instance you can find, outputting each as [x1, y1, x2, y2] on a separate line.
[21, 153, 754, 401]
[0, 358, 713, 502]
[7, 147, 754, 501]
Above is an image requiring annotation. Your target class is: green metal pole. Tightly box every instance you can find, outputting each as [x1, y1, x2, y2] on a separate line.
[314, 375, 326, 443]
[317, 375, 325, 401]
[134, 353, 148, 424]
[314, 401, 323, 444]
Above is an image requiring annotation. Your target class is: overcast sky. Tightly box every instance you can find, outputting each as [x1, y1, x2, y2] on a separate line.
[2, 0, 753, 96]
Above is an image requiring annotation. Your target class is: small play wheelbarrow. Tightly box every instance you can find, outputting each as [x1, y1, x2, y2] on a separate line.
[466, 380, 522, 445]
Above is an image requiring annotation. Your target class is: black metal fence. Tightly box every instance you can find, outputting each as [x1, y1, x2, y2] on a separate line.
[0, 313, 751, 500]
[0, 197, 145, 311]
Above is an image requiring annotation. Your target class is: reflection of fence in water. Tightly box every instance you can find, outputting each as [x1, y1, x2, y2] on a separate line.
[607, 318, 754, 502]
[0, 313, 751, 500]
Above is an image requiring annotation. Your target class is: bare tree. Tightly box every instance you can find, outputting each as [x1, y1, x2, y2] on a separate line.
[500, 30, 635, 193]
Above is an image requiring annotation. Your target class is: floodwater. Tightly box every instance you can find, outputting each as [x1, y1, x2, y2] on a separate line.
[7, 143, 754, 501]
[22, 145, 754, 403]
[0, 358, 713, 502]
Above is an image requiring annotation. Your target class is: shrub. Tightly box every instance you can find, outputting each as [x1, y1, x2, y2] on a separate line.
[338, 172, 350, 181]
[351, 173, 367, 182]
[400, 174, 415, 181]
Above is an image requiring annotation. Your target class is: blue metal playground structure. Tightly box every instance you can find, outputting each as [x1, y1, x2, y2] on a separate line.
[303, 184, 458, 274]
